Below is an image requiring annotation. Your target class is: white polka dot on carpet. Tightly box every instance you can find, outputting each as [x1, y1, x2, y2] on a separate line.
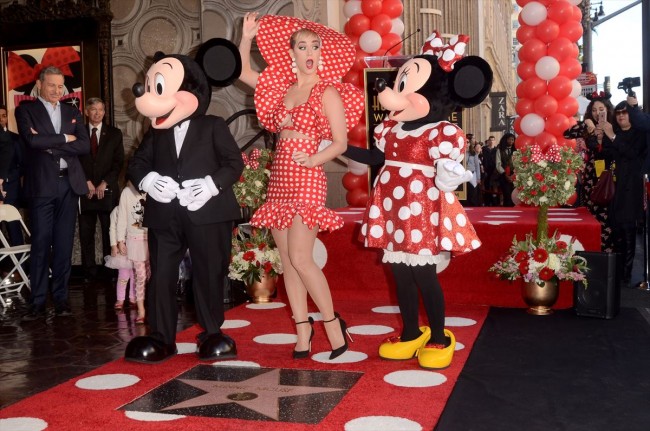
[372, 305, 400, 314]
[0, 417, 48, 431]
[253, 333, 296, 344]
[349, 324, 393, 335]
[212, 360, 261, 368]
[344, 415, 422, 431]
[75, 373, 140, 390]
[455, 341, 465, 351]
[246, 302, 286, 310]
[124, 411, 185, 422]
[221, 319, 251, 329]
[176, 342, 196, 354]
[445, 316, 477, 326]
[312, 350, 368, 363]
[384, 370, 447, 387]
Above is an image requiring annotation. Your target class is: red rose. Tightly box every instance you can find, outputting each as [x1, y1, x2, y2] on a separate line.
[521, 156, 529, 163]
[245, 242, 254, 249]
[534, 172, 544, 181]
[258, 242, 267, 250]
[243, 251, 256, 262]
[541, 185, 548, 192]
[518, 261, 529, 275]
[515, 251, 528, 263]
[556, 241, 568, 251]
[263, 262, 273, 273]
[533, 247, 548, 262]
[539, 267, 555, 280]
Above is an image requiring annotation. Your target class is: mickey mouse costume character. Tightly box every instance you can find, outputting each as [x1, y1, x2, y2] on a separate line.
[125, 39, 245, 363]
[345, 31, 492, 369]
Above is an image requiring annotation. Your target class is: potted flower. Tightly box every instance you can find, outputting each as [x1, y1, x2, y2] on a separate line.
[233, 148, 273, 215]
[490, 143, 588, 314]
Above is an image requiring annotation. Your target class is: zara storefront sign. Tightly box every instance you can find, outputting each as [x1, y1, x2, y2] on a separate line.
[490, 92, 507, 132]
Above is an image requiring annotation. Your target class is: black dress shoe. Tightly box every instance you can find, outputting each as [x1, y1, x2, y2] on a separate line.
[22, 309, 46, 322]
[54, 306, 73, 317]
[197, 332, 237, 361]
[125, 336, 177, 364]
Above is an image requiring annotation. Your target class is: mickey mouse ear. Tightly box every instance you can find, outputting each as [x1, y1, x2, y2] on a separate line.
[195, 38, 242, 87]
[448, 56, 493, 108]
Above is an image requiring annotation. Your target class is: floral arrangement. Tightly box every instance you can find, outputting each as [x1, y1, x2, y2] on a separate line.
[228, 224, 283, 285]
[489, 232, 588, 286]
[233, 148, 273, 210]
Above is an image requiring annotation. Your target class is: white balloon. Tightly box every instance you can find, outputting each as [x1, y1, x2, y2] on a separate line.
[521, 113, 545, 136]
[348, 160, 369, 176]
[343, 0, 362, 18]
[521, 2, 548, 26]
[535, 56, 560, 80]
[570, 79, 582, 98]
[390, 18, 404, 36]
[568, 0, 582, 5]
[359, 30, 382, 53]
[577, 95, 590, 116]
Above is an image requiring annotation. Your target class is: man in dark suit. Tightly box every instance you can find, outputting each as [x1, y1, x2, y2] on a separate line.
[0, 105, 25, 245]
[78, 97, 124, 281]
[15, 66, 90, 320]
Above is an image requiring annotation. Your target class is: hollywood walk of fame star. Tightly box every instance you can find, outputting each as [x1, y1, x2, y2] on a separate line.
[161, 368, 345, 420]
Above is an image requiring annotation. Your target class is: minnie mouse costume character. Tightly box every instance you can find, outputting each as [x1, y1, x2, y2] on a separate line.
[125, 39, 245, 363]
[345, 31, 492, 369]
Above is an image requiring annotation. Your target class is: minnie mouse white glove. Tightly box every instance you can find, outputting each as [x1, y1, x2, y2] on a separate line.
[177, 176, 219, 211]
[435, 160, 474, 192]
[140, 172, 180, 203]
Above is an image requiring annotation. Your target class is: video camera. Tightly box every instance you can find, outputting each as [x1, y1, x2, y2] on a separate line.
[617, 77, 640, 97]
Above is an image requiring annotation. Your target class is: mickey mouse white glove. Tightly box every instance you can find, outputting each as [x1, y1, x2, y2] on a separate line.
[177, 176, 219, 211]
[435, 160, 474, 192]
[140, 172, 180, 203]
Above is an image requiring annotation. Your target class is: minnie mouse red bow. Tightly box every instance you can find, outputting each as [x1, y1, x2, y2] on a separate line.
[588, 91, 611, 101]
[420, 31, 469, 72]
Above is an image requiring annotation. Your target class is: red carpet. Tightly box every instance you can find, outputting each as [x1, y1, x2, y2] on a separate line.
[0, 286, 487, 430]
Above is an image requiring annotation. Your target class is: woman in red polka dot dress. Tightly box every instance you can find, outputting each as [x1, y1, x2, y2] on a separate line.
[344, 31, 493, 369]
[238, 13, 364, 360]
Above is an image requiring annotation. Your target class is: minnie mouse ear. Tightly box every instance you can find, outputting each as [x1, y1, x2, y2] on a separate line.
[195, 38, 242, 87]
[448, 56, 493, 108]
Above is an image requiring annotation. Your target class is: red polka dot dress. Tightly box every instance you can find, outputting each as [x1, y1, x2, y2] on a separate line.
[360, 120, 481, 265]
[250, 15, 364, 232]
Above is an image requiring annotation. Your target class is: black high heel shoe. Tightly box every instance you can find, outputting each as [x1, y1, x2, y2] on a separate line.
[292, 317, 314, 359]
[324, 312, 354, 360]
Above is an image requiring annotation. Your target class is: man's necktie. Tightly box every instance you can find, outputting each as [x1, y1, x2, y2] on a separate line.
[91, 127, 98, 157]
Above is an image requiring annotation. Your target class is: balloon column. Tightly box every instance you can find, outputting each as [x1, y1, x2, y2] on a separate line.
[515, 0, 583, 154]
[341, 0, 405, 207]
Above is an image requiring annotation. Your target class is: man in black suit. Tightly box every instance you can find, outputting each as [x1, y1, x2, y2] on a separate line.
[1, 105, 25, 245]
[78, 97, 124, 280]
[15, 66, 90, 320]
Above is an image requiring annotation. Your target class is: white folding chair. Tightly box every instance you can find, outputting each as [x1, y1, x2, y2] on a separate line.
[0, 204, 31, 307]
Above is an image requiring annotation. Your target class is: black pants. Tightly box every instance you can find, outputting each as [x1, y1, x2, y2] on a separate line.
[613, 223, 637, 283]
[78, 210, 111, 274]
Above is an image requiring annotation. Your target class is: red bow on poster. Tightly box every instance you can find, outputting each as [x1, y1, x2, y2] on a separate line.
[7, 47, 80, 91]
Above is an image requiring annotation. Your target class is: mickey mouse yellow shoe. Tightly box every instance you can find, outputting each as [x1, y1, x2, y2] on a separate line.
[417, 329, 456, 369]
[379, 326, 431, 360]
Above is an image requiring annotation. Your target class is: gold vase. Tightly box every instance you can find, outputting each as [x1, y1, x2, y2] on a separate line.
[521, 277, 559, 315]
[245, 273, 277, 303]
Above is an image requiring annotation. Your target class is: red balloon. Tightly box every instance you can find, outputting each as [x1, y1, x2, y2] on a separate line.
[381, 32, 403, 53]
[547, 0, 573, 25]
[342, 172, 363, 190]
[343, 71, 362, 87]
[547, 37, 573, 62]
[348, 14, 371, 37]
[514, 117, 522, 135]
[557, 96, 579, 117]
[515, 134, 534, 150]
[559, 57, 581, 80]
[348, 123, 367, 143]
[567, 116, 577, 128]
[571, 4, 582, 22]
[518, 38, 547, 63]
[535, 20, 560, 44]
[516, 0, 535, 7]
[517, 61, 536, 80]
[370, 14, 392, 35]
[347, 188, 369, 207]
[545, 113, 570, 136]
[535, 131, 558, 151]
[523, 77, 548, 100]
[548, 76, 572, 100]
[559, 20, 583, 42]
[381, 0, 403, 19]
[516, 25, 536, 44]
[566, 191, 578, 206]
[516, 98, 535, 117]
[347, 33, 360, 47]
[361, 0, 383, 17]
[352, 48, 369, 71]
[534, 94, 559, 117]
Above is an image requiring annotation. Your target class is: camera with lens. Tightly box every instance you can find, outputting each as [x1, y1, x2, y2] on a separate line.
[617, 77, 640, 97]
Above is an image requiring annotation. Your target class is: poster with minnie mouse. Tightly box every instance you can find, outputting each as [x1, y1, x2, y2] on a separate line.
[3, 45, 83, 131]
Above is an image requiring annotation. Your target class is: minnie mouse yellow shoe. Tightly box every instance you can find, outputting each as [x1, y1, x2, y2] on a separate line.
[417, 329, 456, 369]
[379, 326, 431, 360]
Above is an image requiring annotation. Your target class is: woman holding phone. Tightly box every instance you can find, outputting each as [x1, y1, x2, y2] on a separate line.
[581, 92, 615, 252]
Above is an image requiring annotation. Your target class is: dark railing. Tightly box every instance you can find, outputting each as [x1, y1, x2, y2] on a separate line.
[225, 108, 277, 153]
